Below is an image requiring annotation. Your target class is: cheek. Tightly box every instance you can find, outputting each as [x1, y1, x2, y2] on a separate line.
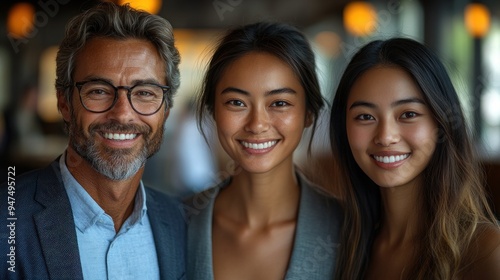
[275, 113, 300, 131]
[214, 110, 238, 139]
[73, 110, 92, 130]
[274, 108, 308, 131]
[346, 122, 367, 152]
[405, 124, 438, 163]
[146, 114, 166, 134]
[70, 96, 99, 127]
[408, 123, 438, 147]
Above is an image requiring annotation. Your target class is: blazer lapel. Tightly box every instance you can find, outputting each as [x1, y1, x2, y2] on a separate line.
[186, 186, 220, 280]
[33, 160, 84, 280]
[285, 172, 340, 279]
[147, 189, 186, 280]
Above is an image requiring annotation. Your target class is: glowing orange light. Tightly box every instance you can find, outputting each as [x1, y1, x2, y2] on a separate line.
[7, 3, 35, 38]
[465, 3, 490, 38]
[118, 0, 162, 14]
[343, 1, 377, 37]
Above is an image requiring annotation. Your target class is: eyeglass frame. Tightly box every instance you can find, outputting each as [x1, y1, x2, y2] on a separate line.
[74, 79, 171, 116]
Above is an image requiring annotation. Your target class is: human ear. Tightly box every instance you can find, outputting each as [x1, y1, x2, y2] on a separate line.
[163, 108, 170, 122]
[305, 111, 314, 128]
[57, 90, 71, 122]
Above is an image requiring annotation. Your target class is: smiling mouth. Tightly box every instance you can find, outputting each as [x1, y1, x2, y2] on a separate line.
[240, 140, 278, 150]
[103, 132, 138, 140]
[373, 153, 410, 163]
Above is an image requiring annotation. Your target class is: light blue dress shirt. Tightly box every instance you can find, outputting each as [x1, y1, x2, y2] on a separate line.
[59, 154, 160, 280]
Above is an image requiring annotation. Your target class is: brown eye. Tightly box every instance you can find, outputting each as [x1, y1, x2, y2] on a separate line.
[227, 100, 245, 107]
[355, 114, 374, 121]
[401, 111, 418, 119]
[271, 100, 290, 107]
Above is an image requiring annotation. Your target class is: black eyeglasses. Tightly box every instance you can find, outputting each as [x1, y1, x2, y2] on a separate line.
[74, 79, 170, 116]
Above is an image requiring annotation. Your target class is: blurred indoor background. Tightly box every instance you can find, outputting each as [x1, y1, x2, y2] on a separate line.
[0, 0, 499, 214]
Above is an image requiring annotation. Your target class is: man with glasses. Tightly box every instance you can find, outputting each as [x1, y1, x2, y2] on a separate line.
[0, 2, 185, 280]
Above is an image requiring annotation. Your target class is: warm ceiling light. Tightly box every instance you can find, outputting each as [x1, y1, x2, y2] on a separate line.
[7, 2, 35, 38]
[343, 1, 377, 37]
[38, 46, 60, 122]
[465, 3, 490, 38]
[117, 0, 162, 14]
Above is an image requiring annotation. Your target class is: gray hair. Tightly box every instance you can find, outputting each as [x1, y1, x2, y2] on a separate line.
[55, 2, 180, 109]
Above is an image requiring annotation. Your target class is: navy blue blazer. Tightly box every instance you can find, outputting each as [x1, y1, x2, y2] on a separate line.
[0, 159, 186, 280]
[186, 171, 343, 280]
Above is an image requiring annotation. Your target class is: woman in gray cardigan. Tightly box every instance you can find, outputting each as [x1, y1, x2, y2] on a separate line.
[185, 22, 343, 280]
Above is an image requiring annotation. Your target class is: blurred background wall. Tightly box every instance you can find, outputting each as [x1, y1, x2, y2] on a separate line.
[0, 0, 499, 213]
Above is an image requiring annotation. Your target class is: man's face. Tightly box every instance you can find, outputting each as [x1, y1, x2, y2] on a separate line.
[59, 37, 169, 180]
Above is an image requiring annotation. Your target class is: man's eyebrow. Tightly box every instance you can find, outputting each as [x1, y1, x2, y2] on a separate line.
[349, 98, 425, 110]
[78, 76, 163, 86]
[80, 76, 113, 84]
[130, 78, 164, 85]
[220, 87, 297, 95]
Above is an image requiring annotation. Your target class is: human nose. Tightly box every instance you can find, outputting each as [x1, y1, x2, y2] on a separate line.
[374, 119, 400, 146]
[244, 106, 270, 134]
[106, 89, 135, 122]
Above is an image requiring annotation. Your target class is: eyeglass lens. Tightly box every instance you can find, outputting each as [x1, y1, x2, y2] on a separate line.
[79, 80, 166, 115]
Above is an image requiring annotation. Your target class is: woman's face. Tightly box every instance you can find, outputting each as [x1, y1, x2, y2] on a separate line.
[346, 66, 438, 189]
[213, 52, 312, 174]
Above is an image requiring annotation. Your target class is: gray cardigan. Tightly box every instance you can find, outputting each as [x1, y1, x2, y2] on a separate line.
[186, 171, 342, 280]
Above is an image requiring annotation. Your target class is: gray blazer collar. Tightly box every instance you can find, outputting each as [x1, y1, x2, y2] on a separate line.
[186, 185, 219, 280]
[187, 172, 341, 280]
[147, 190, 185, 280]
[284, 173, 340, 279]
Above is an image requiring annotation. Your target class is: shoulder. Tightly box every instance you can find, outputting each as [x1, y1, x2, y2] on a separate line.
[145, 186, 177, 202]
[297, 170, 343, 213]
[144, 186, 184, 212]
[182, 183, 223, 225]
[2, 165, 49, 190]
[296, 170, 344, 232]
[183, 178, 228, 213]
[461, 223, 500, 280]
[143, 186, 189, 247]
[0, 162, 60, 207]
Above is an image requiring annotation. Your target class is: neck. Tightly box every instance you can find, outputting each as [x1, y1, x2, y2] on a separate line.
[65, 147, 142, 232]
[378, 183, 421, 246]
[215, 164, 300, 228]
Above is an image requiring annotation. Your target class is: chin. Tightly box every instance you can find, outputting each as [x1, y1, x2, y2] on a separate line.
[240, 163, 274, 175]
[376, 183, 399, 189]
[375, 178, 413, 189]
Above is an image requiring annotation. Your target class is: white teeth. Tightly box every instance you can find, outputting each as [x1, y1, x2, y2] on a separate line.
[374, 154, 409, 163]
[103, 132, 137, 140]
[241, 140, 277, 150]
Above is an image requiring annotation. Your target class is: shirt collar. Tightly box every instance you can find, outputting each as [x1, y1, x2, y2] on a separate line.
[127, 179, 148, 228]
[59, 152, 148, 233]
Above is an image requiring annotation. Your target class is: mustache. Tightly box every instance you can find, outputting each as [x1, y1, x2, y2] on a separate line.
[88, 121, 151, 135]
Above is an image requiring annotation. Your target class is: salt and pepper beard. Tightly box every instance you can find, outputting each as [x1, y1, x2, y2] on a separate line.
[68, 109, 165, 181]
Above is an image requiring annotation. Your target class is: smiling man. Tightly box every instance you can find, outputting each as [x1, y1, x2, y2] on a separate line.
[0, 3, 185, 280]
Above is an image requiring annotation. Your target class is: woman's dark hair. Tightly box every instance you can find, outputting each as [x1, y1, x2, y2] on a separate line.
[197, 21, 325, 153]
[330, 38, 498, 279]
